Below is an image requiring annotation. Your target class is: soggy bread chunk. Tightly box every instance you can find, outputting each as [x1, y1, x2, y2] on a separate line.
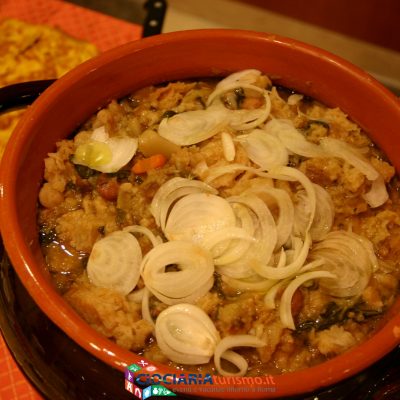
[65, 275, 153, 351]
[56, 196, 118, 252]
[311, 326, 356, 356]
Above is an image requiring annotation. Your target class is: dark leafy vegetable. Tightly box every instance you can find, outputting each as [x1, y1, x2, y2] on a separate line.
[275, 85, 297, 101]
[116, 208, 127, 225]
[212, 272, 226, 299]
[108, 169, 131, 182]
[234, 87, 245, 108]
[116, 169, 131, 182]
[74, 164, 98, 179]
[305, 119, 330, 131]
[39, 227, 57, 245]
[162, 110, 177, 119]
[297, 301, 383, 332]
[65, 181, 77, 191]
[134, 175, 144, 185]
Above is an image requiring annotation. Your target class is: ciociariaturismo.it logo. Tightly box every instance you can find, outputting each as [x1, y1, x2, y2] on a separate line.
[125, 361, 176, 399]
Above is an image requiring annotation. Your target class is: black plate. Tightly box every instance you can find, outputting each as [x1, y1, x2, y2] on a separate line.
[1, 237, 400, 400]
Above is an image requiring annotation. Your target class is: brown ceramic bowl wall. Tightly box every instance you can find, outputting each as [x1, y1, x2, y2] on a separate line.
[1, 29, 400, 398]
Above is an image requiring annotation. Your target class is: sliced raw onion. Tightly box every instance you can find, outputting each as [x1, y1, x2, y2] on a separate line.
[73, 126, 138, 173]
[201, 227, 256, 265]
[320, 137, 379, 181]
[264, 259, 324, 311]
[150, 177, 217, 227]
[214, 194, 277, 278]
[141, 241, 214, 305]
[299, 259, 325, 273]
[280, 270, 336, 329]
[265, 119, 327, 158]
[212, 69, 262, 92]
[310, 231, 376, 297]
[214, 335, 265, 376]
[155, 303, 220, 364]
[127, 288, 145, 303]
[276, 247, 287, 268]
[204, 163, 257, 185]
[269, 166, 316, 233]
[217, 203, 258, 266]
[208, 83, 271, 131]
[237, 129, 288, 170]
[123, 225, 163, 247]
[264, 279, 290, 309]
[251, 233, 311, 280]
[245, 185, 294, 249]
[220, 274, 276, 291]
[221, 131, 236, 161]
[87, 230, 142, 295]
[362, 174, 389, 208]
[293, 184, 334, 241]
[164, 193, 236, 243]
[228, 194, 277, 264]
[158, 108, 228, 146]
[287, 94, 303, 105]
[310, 184, 335, 240]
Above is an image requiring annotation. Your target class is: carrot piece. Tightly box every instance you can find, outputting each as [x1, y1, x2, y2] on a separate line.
[132, 154, 167, 174]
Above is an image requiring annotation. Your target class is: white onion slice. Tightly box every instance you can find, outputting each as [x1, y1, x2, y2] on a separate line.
[310, 231, 376, 297]
[264, 279, 290, 309]
[245, 185, 294, 249]
[158, 108, 228, 146]
[123, 225, 163, 247]
[217, 264, 257, 280]
[75, 126, 138, 173]
[276, 248, 287, 268]
[251, 233, 311, 280]
[299, 259, 325, 273]
[320, 137, 379, 181]
[213, 69, 262, 92]
[164, 193, 236, 243]
[211, 202, 259, 268]
[201, 227, 256, 265]
[150, 177, 217, 227]
[287, 94, 303, 105]
[87, 231, 142, 295]
[214, 335, 265, 376]
[158, 186, 213, 232]
[220, 274, 276, 291]
[155, 303, 220, 364]
[228, 194, 277, 264]
[293, 184, 334, 241]
[221, 131, 236, 161]
[270, 166, 316, 233]
[280, 270, 336, 329]
[204, 163, 257, 185]
[208, 83, 271, 131]
[265, 119, 327, 158]
[127, 287, 145, 303]
[362, 174, 389, 208]
[310, 184, 335, 240]
[141, 241, 214, 305]
[237, 129, 288, 170]
[215, 194, 277, 279]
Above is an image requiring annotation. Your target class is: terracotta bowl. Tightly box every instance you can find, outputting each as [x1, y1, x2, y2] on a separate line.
[1, 29, 400, 398]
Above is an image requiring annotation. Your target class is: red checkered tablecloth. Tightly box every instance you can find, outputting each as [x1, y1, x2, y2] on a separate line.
[0, 335, 41, 400]
[0, 0, 142, 51]
[0, 1, 142, 398]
